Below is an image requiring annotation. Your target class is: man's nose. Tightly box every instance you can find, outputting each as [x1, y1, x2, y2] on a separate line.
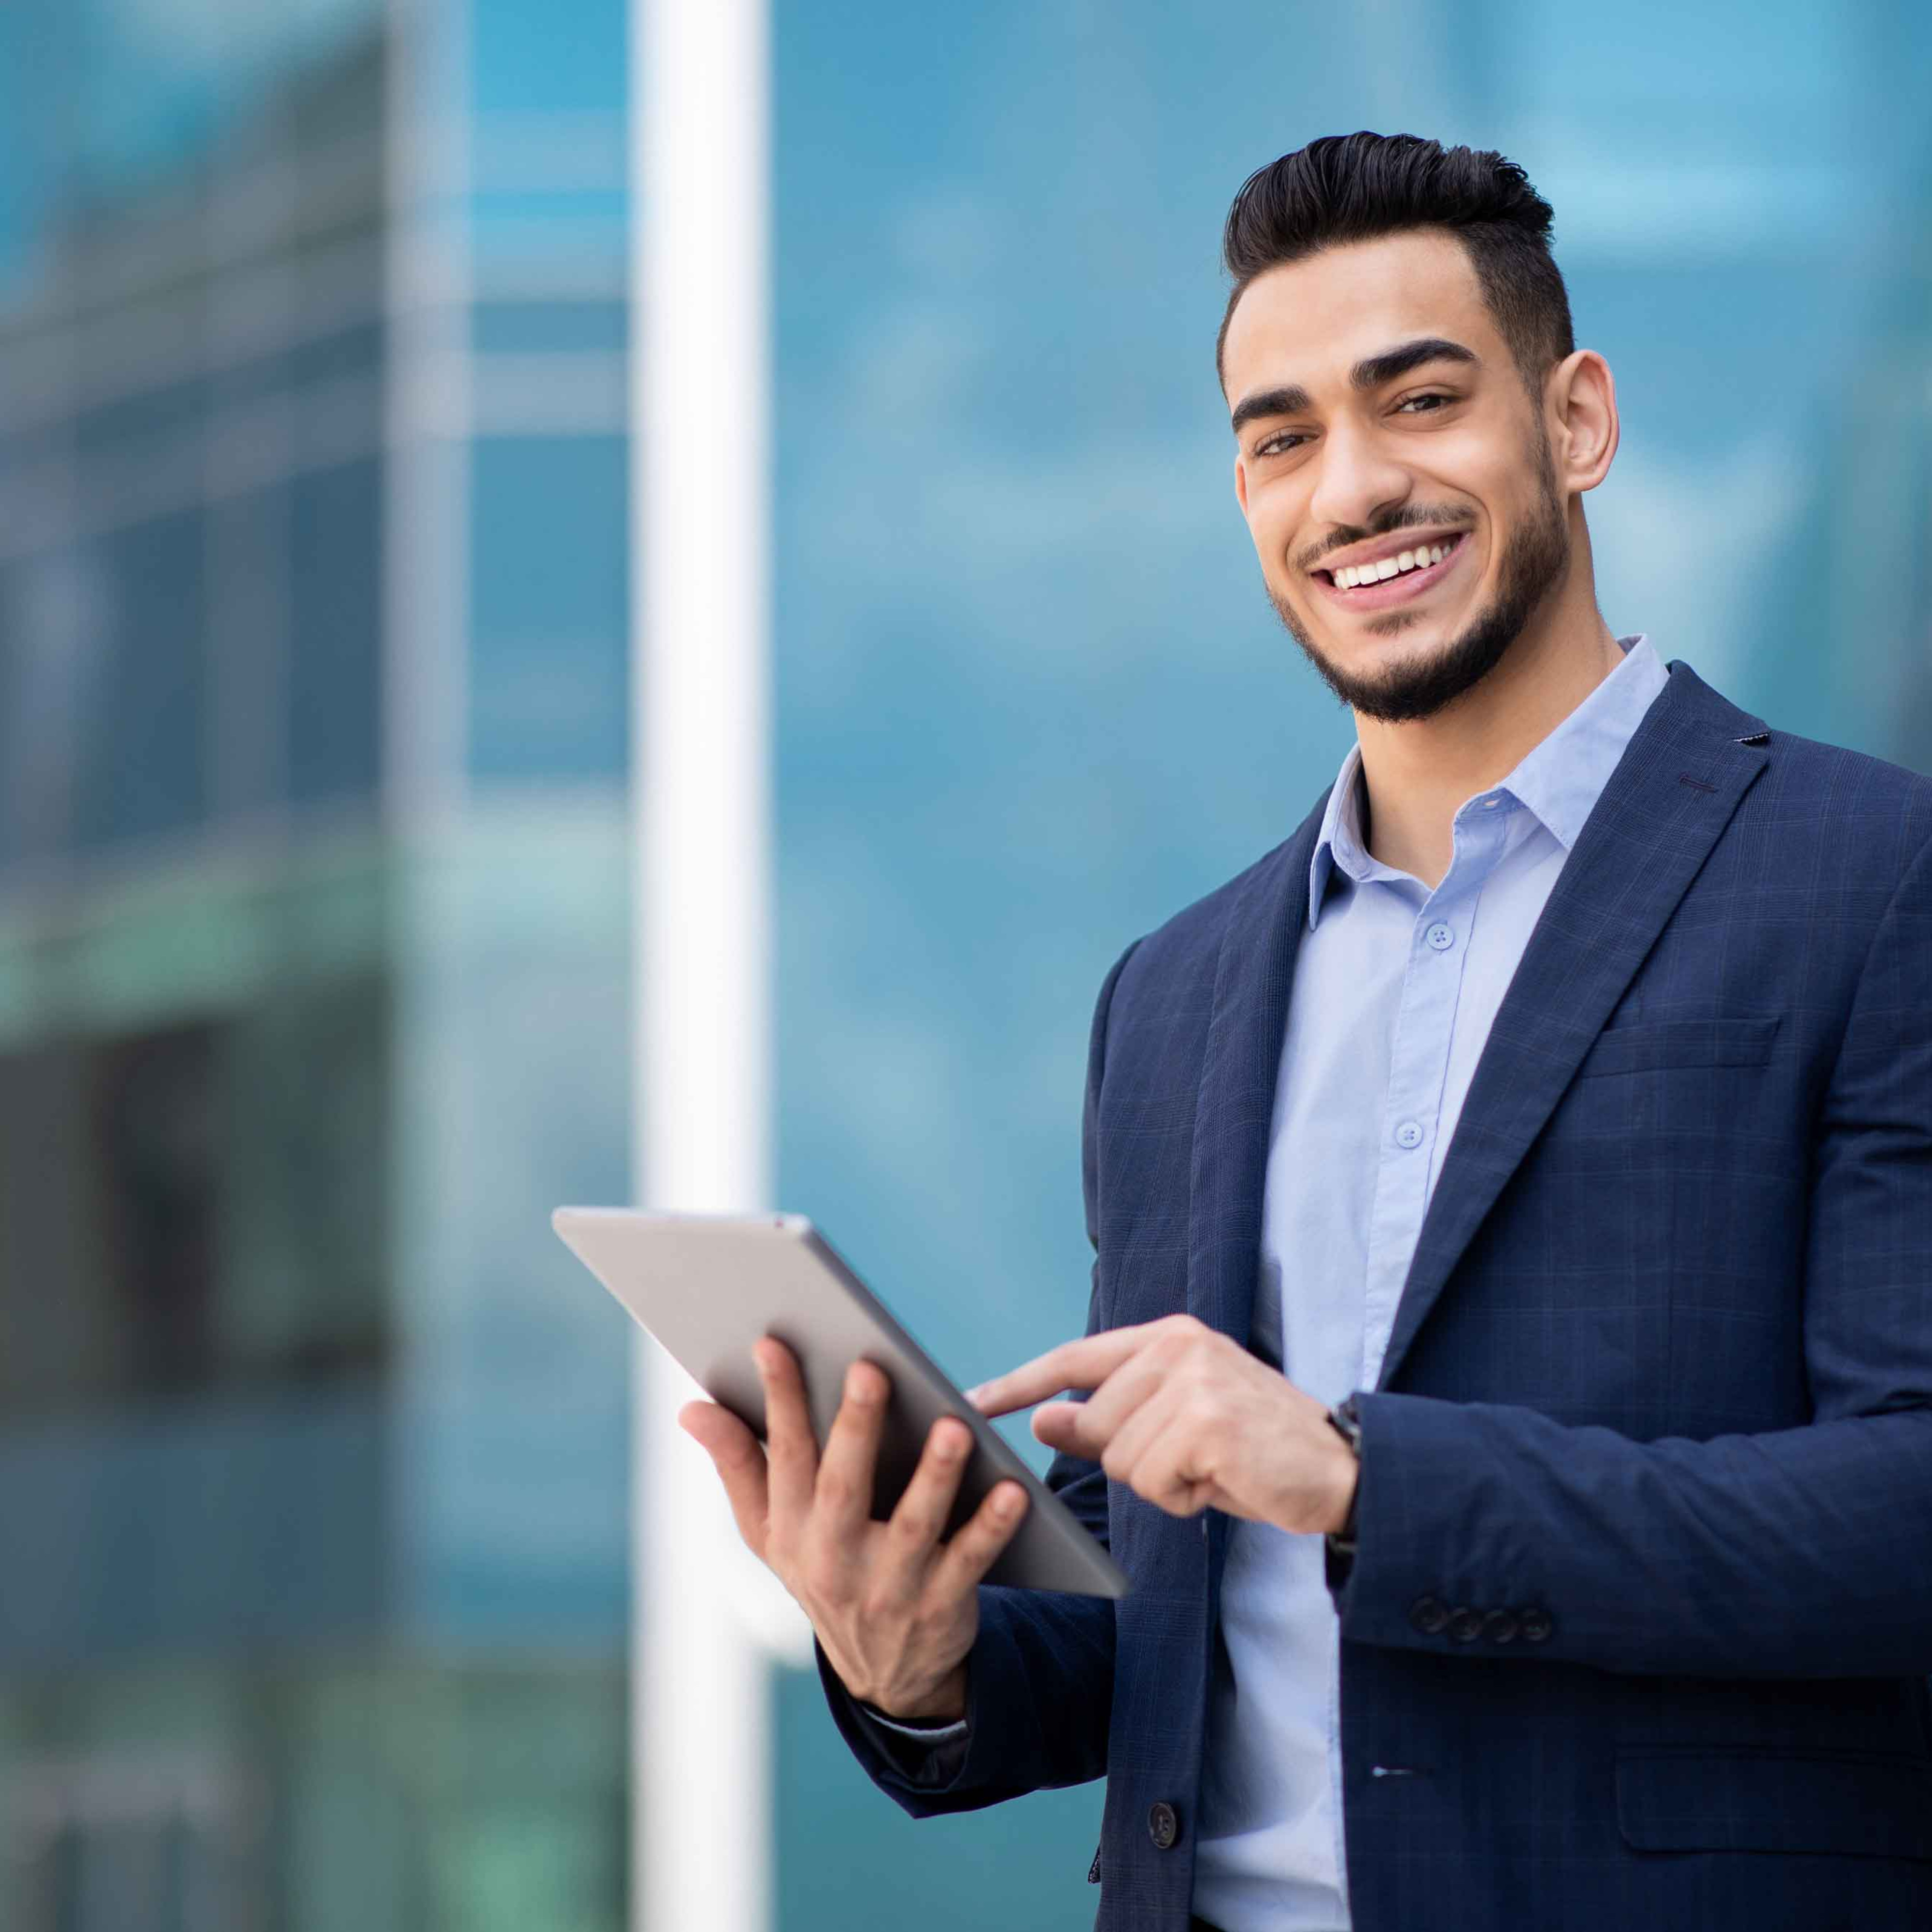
[1305, 420, 1410, 536]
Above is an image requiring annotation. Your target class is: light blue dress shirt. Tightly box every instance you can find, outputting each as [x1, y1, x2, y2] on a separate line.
[1190, 633, 1669, 1931]
[860, 636, 1670, 1930]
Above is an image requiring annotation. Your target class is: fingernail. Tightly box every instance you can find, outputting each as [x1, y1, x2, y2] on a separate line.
[963, 1383, 986, 1406]
[993, 1487, 1023, 1518]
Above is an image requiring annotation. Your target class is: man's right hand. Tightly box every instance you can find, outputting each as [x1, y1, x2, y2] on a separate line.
[679, 1336, 1031, 1722]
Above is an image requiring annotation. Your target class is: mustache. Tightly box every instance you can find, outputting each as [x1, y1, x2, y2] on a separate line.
[1295, 508, 1473, 575]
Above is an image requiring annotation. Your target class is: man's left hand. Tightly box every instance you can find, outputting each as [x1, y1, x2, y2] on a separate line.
[967, 1314, 1358, 1534]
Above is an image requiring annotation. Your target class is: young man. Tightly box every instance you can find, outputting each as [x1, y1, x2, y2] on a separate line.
[681, 134, 1932, 1931]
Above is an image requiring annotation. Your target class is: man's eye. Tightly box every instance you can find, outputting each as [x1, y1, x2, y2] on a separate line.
[1396, 393, 1451, 414]
[1256, 432, 1308, 456]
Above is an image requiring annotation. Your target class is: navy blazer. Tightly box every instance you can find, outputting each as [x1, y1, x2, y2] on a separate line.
[822, 659, 1932, 1932]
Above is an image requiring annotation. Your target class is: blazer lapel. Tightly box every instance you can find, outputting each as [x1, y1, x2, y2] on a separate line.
[1373, 660, 1771, 1391]
[1188, 799, 1328, 1612]
[1186, 797, 1328, 1354]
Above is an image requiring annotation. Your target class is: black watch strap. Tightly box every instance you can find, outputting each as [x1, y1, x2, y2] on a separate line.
[1323, 1393, 1364, 1560]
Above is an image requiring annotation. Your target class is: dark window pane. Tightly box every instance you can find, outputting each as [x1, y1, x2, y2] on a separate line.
[0, 977, 390, 1415]
[288, 455, 381, 805]
[75, 510, 207, 851]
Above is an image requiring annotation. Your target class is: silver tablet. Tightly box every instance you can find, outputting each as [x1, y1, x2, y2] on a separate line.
[552, 1208, 1129, 1599]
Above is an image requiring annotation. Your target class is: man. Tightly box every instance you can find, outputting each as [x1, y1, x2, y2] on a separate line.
[680, 132, 1932, 1931]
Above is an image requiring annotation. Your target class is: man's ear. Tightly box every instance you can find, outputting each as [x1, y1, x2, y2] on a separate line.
[1548, 349, 1619, 495]
[1235, 452, 1250, 517]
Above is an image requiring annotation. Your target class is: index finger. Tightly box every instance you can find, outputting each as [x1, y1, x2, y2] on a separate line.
[966, 1324, 1157, 1419]
[756, 1335, 819, 1523]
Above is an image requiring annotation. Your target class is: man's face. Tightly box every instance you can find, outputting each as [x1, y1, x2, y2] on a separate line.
[1223, 229, 1570, 724]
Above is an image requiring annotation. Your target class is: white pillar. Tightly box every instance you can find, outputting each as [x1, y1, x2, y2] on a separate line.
[630, 2, 808, 1930]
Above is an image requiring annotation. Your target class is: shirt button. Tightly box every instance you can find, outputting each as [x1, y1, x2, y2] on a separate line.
[1394, 1120, 1424, 1150]
[1424, 922, 1454, 951]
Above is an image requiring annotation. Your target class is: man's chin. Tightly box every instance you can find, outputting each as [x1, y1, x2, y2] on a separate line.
[1279, 605, 1515, 725]
[1332, 611, 1439, 652]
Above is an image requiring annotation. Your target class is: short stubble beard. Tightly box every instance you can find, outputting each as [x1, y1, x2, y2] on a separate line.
[1268, 436, 1571, 725]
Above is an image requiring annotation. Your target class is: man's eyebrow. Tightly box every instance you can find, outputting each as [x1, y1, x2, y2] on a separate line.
[1229, 384, 1311, 438]
[1350, 336, 1478, 392]
[1229, 338, 1479, 440]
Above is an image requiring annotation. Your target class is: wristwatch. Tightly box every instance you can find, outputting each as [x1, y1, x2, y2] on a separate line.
[1323, 1393, 1364, 1569]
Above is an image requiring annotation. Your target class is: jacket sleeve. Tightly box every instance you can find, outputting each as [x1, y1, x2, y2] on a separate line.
[820, 941, 1138, 1814]
[1335, 826, 1932, 1678]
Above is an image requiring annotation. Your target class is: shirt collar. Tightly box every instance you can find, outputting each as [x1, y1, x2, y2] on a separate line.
[1307, 633, 1670, 929]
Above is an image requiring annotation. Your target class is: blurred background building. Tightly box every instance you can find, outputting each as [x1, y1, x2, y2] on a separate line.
[0, 0, 631, 1925]
[0, 0, 1929, 1928]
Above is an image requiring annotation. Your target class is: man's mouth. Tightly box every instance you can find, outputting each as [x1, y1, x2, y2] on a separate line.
[1312, 531, 1469, 609]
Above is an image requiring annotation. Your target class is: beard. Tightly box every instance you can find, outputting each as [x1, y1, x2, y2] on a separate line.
[1268, 448, 1571, 725]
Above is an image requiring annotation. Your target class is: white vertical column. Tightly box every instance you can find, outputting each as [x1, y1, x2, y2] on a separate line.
[630, 2, 803, 1931]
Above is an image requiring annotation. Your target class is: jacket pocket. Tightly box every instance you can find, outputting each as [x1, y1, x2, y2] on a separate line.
[1617, 1747, 1932, 1860]
[1576, 1014, 1781, 1080]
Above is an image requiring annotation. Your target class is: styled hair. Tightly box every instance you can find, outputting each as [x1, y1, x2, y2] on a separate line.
[1216, 132, 1574, 396]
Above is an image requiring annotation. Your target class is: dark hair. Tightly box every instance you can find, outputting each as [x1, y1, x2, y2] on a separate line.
[1217, 132, 1574, 396]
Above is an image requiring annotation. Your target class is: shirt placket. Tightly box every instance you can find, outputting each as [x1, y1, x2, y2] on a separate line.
[1328, 806, 1509, 1917]
[1356, 808, 1505, 1390]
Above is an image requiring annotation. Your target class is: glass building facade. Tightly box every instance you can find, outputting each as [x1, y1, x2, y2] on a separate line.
[0, 0, 631, 1924]
[1, 0, 1930, 1927]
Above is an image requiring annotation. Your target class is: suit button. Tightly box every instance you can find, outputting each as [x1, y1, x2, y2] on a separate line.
[1148, 1801, 1179, 1851]
[1408, 1595, 1450, 1635]
[1446, 1606, 1484, 1643]
[1481, 1610, 1519, 1645]
[1519, 1605, 1554, 1643]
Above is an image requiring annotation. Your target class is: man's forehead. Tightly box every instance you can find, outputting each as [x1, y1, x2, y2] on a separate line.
[1222, 230, 1492, 392]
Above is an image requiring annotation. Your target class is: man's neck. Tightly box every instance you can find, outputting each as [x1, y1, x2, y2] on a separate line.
[1353, 604, 1626, 892]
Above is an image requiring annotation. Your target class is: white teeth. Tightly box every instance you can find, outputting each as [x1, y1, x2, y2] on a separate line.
[1332, 537, 1457, 590]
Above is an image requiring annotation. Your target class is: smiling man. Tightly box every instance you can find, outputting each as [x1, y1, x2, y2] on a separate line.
[681, 133, 1932, 1932]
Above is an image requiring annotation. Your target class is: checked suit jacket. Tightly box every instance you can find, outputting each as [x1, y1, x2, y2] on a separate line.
[821, 657, 1932, 1932]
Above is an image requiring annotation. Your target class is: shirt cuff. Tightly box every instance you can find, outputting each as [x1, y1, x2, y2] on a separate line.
[846, 1697, 972, 1788]
[813, 1635, 974, 1790]
[855, 1703, 969, 1744]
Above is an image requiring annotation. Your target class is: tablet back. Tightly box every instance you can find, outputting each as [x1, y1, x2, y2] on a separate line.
[552, 1207, 1127, 1598]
